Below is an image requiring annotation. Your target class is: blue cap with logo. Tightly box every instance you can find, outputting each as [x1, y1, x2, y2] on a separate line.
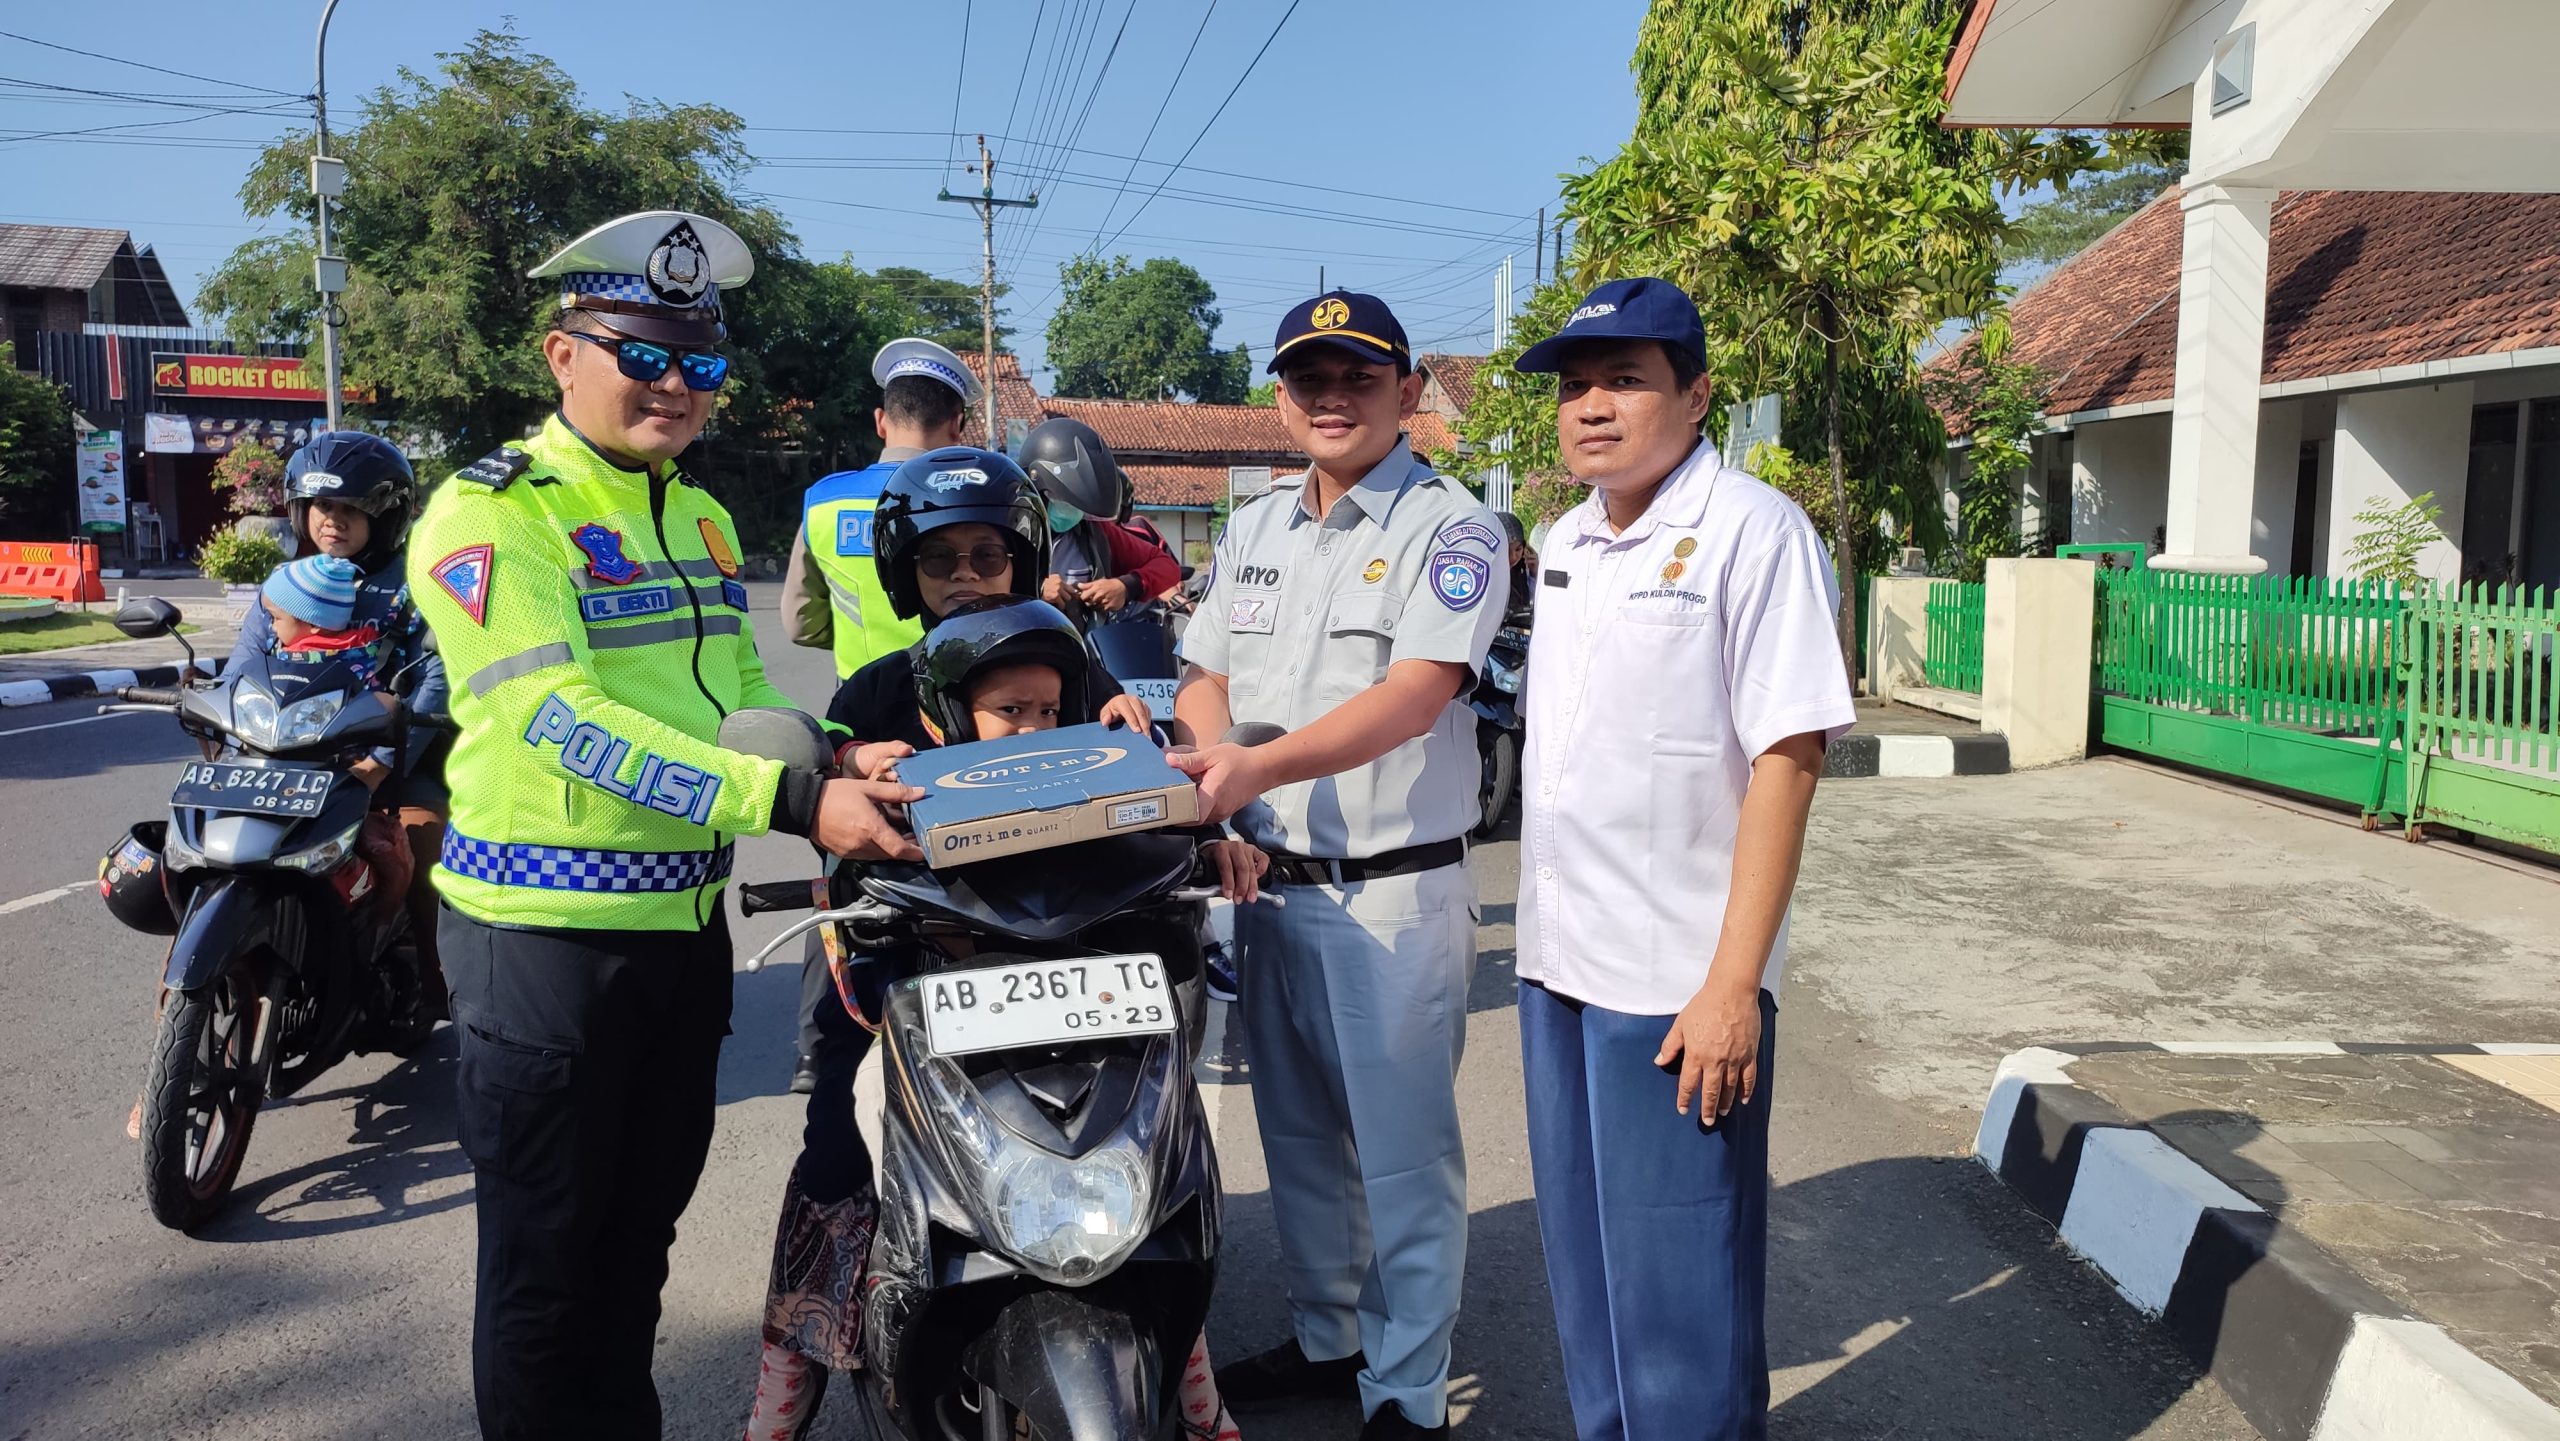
[1268, 290, 1411, 373]
[1512, 277, 1706, 375]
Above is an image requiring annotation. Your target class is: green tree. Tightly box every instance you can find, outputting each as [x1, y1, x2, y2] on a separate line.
[1922, 335, 2050, 579]
[1561, 0, 2127, 673]
[2346, 491, 2443, 590]
[197, 28, 792, 463]
[2004, 161, 2180, 270]
[1246, 380, 1278, 407]
[0, 344, 73, 524]
[1046, 256, 1250, 402]
[876, 267, 1008, 354]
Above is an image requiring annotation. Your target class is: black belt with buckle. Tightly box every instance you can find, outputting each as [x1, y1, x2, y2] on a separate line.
[1264, 838, 1465, 888]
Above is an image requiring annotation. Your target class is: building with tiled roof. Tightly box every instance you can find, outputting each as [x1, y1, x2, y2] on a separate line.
[2, 224, 189, 360]
[1930, 188, 2560, 588]
[957, 350, 1048, 442]
[1418, 353, 1486, 420]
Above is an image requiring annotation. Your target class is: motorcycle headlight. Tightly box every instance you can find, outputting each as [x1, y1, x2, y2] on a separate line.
[1490, 658, 1522, 695]
[275, 692, 346, 748]
[232, 684, 279, 748]
[897, 1001, 1159, 1285]
[273, 816, 362, 873]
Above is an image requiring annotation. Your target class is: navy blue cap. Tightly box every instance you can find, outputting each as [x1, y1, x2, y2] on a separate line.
[1512, 277, 1706, 374]
[1269, 290, 1410, 373]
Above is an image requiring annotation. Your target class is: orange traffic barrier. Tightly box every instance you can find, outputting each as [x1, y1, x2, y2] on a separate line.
[0, 540, 108, 603]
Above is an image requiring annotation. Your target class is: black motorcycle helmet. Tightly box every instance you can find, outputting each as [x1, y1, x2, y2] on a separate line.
[915, 596, 1094, 744]
[872, 446, 1050, 621]
[99, 821, 177, 936]
[285, 432, 416, 573]
[1018, 416, 1132, 523]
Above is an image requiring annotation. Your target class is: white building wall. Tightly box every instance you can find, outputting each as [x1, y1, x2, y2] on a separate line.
[2250, 399, 2306, 571]
[2071, 414, 2173, 549]
[2328, 382, 2473, 583]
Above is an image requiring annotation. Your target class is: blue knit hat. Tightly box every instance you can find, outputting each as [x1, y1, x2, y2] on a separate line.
[263, 553, 361, 631]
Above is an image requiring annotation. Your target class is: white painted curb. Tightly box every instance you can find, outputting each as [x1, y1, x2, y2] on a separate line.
[2312, 1316, 2560, 1441]
[2058, 1128, 2260, 1315]
[1876, 734, 1956, 778]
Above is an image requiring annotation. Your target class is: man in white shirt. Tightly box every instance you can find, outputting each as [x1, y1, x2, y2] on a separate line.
[1511, 278, 1855, 1440]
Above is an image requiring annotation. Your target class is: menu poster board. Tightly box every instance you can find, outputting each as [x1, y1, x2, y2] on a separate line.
[77, 430, 127, 533]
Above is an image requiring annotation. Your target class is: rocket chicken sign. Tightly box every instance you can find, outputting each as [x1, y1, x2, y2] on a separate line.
[151, 352, 371, 405]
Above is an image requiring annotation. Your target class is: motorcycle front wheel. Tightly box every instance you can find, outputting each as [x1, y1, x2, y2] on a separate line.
[140, 965, 267, 1231]
[1474, 726, 1519, 839]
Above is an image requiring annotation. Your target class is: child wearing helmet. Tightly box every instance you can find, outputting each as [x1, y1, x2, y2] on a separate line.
[745, 453, 1246, 1441]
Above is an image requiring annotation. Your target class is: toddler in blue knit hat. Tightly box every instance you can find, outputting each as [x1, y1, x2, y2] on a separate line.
[261, 554, 385, 676]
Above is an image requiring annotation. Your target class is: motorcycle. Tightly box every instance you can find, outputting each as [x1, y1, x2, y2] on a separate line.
[97, 597, 445, 1231]
[1471, 619, 1530, 838]
[730, 720, 1236, 1441]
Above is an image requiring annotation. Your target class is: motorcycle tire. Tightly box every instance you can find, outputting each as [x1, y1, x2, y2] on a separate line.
[1474, 727, 1519, 840]
[140, 968, 267, 1232]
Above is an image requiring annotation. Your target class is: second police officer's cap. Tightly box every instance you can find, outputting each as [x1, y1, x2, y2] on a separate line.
[872, 336, 984, 405]
[1512, 276, 1707, 375]
[1268, 290, 1411, 373]
[528, 210, 756, 347]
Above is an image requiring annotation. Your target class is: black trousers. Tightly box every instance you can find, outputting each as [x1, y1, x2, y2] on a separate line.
[441, 904, 734, 1441]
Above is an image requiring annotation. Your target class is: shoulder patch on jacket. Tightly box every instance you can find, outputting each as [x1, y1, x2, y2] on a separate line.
[456, 447, 532, 490]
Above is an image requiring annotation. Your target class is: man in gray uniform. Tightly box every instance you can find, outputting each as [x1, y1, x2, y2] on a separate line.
[1171, 290, 1509, 1441]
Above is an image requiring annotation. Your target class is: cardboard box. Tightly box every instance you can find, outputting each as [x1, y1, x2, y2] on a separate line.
[906, 722, 1199, 867]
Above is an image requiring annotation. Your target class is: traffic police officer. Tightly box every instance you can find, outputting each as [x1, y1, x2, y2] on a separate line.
[779, 335, 979, 682]
[407, 209, 919, 1440]
[776, 336, 976, 1092]
[1171, 291, 1509, 1441]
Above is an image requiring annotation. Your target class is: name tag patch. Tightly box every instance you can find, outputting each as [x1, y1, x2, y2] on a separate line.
[1430, 549, 1491, 611]
[580, 585, 674, 624]
[523, 693, 723, 824]
[1436, 518, 1503, 553]
[1236, 564, 1284, 588]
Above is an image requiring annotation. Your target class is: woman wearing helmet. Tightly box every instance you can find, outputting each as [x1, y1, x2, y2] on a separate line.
[1017, 416, 1182, 622]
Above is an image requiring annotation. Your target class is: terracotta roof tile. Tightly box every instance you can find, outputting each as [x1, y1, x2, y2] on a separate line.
[958, 351, 1046, 431]
[0, 224, 125, 292]
[1039, 395, 1300, 455]
[1125, 463, 1233, 507]
[1936, 188, 2560, 424]
[1420, 353, 1487, 413]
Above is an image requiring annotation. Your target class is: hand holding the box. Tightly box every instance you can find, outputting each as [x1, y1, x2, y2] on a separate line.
[1098, 694, 1153, 734]
[1167, 743, 1262, 826]
[850, 740, 916, 782]
[813, 776, 926, 863]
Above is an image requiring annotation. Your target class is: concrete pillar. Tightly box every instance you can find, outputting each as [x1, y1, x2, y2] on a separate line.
[2329, 383, 2473, 584]
[1981, 558, 2096, 768]
[2156, 183, 2278, 577]
[1865, 575, 1934, 703]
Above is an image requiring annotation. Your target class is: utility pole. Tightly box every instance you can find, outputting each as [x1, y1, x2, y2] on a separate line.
[939, 135, 1036, 447]
[311, 0, 348, 431]
[1535, 207, 1545, 285]
[1318, 265, 1325, 295]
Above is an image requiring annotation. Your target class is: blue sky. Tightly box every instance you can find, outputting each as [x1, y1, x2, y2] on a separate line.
[1, 2, 1651, 385]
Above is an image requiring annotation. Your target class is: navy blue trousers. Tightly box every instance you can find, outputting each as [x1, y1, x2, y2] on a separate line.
[1520, 981, 1775, 1441]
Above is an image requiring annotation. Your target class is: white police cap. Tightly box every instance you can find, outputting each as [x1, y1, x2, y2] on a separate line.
[528, 211, 755, 345]
[872, 336, 983, 405]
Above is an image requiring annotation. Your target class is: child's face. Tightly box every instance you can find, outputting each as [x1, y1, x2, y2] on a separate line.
[917, 522, 1015, 618]
[262, 594, 316, 647]
[967, 663, 1064, 739]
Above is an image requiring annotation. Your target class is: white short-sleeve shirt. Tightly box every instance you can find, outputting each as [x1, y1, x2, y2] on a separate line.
[1516, 440, 1855, 1015]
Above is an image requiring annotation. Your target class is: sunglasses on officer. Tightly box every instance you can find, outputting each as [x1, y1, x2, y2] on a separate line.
[566, 329, 732, 392]
[916, 542, 1013, 580]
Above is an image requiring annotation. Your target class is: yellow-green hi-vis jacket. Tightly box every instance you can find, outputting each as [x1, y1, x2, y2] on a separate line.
[409, 413, 801, 931]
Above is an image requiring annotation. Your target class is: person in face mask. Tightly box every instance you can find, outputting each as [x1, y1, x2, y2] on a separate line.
[1018, 416, 1180, 623]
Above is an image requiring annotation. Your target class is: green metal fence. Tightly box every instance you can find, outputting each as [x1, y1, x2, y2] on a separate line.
[1925, 580, 1987, 693]
[2092, 567, 2560, 855]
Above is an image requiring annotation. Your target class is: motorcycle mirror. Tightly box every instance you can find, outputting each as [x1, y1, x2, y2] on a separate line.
[1222, 721, 1288, 749]
[719, 707, 835, 773]
[115, 597, 181, 639]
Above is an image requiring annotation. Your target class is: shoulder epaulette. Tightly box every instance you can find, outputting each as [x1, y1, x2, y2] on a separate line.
[456, 446, 533, 490]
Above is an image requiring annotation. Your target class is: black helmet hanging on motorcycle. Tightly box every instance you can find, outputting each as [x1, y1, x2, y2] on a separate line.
[285, 432, 416, 573]
[1018, 416, 1132, 524]
[99, 821, 177, 936]
[872, 446, 1050, 620]
[914, 596, 1094, 744]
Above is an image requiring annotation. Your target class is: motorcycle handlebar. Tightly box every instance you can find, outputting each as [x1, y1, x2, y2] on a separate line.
[115, 686, 183, 706]
[739, 880, 821, 916]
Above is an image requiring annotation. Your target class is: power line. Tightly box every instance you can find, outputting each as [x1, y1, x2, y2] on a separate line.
[942, 0, 972, 184]
[0, 76, 306, 114]
[1002, 0, 1139, 278]
[1092, 0, 1304, 256]
[998, 0, 1104, 273]
[1086, 0, 1220, 251]
[0, 27, 301, 98]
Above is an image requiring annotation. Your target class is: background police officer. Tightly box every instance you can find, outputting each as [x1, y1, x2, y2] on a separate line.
[1171, 291, 1509, 1441]
[779, 335, 978, 683]
[776, 335, 974, 1092]
[406, 210, 920, 1440]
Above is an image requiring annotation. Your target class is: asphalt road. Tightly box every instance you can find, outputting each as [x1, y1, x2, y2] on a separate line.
[0, 581, 2262, 1440]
